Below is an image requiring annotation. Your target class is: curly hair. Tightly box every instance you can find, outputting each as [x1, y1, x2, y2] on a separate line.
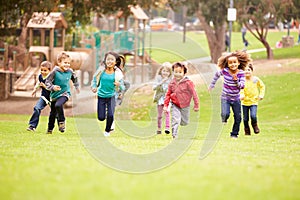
[217, 50, 252, 70]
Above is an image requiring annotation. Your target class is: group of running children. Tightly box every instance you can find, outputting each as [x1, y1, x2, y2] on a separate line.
[27, 50, 265, 139]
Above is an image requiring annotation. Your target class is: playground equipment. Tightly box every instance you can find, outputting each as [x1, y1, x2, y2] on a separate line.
[0, 43, 8, 70]
[14, 12, 97, 91]
[13, 6, 151, 92]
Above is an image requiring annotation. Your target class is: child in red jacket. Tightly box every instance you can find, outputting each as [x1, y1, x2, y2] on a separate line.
[163, 62, 199, 139]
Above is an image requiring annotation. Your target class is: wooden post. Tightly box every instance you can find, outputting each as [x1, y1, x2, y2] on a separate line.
[29, 28, 33, 46]
[41, 29, 45, 46]
[133, 19, 138, 84]
[49, 28, 54, 62]
[24, 52, 28, 71]
[4, 43, 8, 70]
[13, 51, 16, 72]
[62, 28, 65, 50]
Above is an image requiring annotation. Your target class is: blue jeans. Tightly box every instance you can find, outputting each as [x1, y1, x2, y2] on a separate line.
[221, 99, 242, 136]
[28, 97, 47, 128]
[242, 105, 258, 128]
[48, 96, 68, 131]
[97, 96, 116, 132]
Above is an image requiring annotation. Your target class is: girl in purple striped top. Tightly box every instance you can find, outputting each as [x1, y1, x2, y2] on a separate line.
[209, 51, 251, 138]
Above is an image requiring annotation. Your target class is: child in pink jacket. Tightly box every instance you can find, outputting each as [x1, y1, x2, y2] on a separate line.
[163, 62, 199, 139]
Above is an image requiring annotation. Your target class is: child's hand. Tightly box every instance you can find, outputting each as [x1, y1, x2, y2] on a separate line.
[114, 81, 120, 87]
[91, 88, 97, 93]
[163, 106, 168, 113]
[232, 74, 238, 81]
[53, 85, 61, 91]
[31, 89, 37, 97]
[240, 97, 244, 100]
[39, 82, 46, 88]
[76, 88, 80, 94]
[208, 87, 213, 92]
[118, 93, 123, 100]
[162, 77, 168, 83]
[194, 108, 199, 112]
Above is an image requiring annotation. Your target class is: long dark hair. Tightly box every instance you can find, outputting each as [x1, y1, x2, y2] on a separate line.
[103, 51, 120, 68]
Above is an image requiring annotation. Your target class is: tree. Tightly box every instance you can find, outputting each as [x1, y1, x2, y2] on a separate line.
[92, 0, 160, 30]
[235, 0, 294, 59]
[0, 0, 98, 52]
[0, 0, 59, 64]
[169, 0, 228, 63]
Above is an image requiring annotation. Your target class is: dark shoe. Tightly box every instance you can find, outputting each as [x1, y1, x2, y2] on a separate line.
[157, 130, 162, 134]
[59, 122, 65, 133]
[244, 127, 251, 135]
[46, 129, 53, 134]
[27, 126, 36, 131]
[165, 129, 170, 134]
[230, 134, 238, 139]
[252, 123, 260, 134]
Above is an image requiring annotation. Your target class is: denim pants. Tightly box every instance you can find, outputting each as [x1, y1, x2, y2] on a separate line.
[28, 97, 47, 128]
[221, 99, 242, 136]
[242, 105, 258, 128]
[97, 96, 115, 132]
[48, 96, 68, 130]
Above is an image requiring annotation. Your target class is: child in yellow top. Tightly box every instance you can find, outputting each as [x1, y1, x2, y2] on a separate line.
[240, 63, 265, 135]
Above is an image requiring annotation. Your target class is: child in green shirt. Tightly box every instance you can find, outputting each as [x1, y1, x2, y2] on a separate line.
[46, 52, 80, 134]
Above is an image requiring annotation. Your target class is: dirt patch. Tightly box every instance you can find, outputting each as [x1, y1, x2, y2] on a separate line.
[252, 58, 300, 75]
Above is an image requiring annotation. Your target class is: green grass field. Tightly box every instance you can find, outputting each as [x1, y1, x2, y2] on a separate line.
[143, 30, 299, 62]
[1, 29, 300, 199]
[1, 67, 300, 199]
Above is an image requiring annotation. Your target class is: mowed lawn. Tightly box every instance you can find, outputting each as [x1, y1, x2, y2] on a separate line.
[0, 62, 300, 199]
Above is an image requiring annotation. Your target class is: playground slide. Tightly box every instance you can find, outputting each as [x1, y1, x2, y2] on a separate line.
[14, 67, 40, 91]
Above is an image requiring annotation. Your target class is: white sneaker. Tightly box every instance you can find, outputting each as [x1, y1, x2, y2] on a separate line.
[104, 132, 110, 137]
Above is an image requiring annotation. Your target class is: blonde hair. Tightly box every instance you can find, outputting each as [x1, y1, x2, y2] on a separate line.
[157, 62, 172, 77]
[217, 50, 252, 70]
[40, 61, 52, 70]
[57, 51, 71, 63]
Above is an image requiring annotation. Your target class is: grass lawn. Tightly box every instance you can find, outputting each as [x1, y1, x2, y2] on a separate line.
[1, 67, 300, 199]
[143, 30, 299, 62]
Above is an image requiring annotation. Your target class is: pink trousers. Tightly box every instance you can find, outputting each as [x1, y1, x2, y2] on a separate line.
[157, 104, 170, 130]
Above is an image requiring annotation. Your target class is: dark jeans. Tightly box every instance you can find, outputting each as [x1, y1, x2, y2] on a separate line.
[28, 97, 47, 128]
[97, 96, 115, 132]
[221, 99, 242, 136]
[242, 105, 258, 128]
[48, 96, 68, 130]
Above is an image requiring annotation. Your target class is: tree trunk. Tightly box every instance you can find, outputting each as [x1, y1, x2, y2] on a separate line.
[244, 24, 274, 60]
[18, 13, 29, 50]
[124, 16, 129, 30]
[261, 38, 274, 59]
[196, 10, 225, 64]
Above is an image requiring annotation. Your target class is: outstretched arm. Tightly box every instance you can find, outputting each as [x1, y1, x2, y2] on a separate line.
[189, 80, 199, 111]
[209, 70, 222, 91]
[45, 70, 56, 91]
